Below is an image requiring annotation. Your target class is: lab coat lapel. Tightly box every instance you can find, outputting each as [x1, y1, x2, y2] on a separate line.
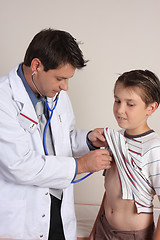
[8, 66, 39, 129]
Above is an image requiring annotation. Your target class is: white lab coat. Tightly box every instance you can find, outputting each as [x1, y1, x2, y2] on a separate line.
[0, 65, 89, 240]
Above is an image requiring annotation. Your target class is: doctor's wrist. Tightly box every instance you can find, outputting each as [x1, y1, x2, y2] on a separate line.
[87, 131, 99, 150]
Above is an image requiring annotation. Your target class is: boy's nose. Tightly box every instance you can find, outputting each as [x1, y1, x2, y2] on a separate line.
[117, 104, 125, 114]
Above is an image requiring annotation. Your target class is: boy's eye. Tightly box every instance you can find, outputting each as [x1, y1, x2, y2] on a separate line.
[115, 100, 120, 103]
[128, 103, 134, 107]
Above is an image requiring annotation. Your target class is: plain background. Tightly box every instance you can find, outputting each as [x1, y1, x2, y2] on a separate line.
[0, 0, 160, 207]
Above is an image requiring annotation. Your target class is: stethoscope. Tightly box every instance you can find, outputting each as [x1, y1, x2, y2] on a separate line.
[31, 70, 93, 183]
[31, 69, 59, 156]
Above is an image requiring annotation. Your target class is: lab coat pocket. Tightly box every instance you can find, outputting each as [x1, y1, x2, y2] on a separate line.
[0, 200, 26, 238]
[18, 112, 38, 133]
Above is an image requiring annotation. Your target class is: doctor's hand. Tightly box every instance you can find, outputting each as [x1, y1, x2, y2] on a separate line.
[88, 128, 107, 148]
[76, 148, 112, 174]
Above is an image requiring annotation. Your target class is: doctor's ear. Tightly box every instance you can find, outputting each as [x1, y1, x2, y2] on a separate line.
[146, 102, 158, 116]
[31, 58, 42, 74]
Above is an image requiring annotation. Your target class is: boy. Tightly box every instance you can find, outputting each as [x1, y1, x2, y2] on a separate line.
[90, 70, 160, 240]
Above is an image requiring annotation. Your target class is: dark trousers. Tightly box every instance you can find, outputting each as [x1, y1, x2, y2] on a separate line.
[48, 195, 65, 240]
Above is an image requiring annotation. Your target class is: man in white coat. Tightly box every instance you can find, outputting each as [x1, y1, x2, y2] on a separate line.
[0, 29, 112, 240]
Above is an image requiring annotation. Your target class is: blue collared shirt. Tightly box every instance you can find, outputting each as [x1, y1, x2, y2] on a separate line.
[17, 63, 49, 119]
[17, 63, 38, 108]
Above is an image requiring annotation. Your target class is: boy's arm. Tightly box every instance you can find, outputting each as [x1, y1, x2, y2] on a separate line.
[154, 195, 160, 240]
[89, 192, 106, 240]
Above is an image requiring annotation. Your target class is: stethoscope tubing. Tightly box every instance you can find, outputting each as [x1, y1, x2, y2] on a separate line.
[71, 172, 93, 183]
[43, 97, 59, 155]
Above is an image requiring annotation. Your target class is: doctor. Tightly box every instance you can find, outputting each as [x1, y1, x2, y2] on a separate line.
[0, 29, 112, 240]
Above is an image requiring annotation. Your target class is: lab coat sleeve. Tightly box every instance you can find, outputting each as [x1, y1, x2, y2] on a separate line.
[0, 86, 76, 190]
[70, 129, 90, 157]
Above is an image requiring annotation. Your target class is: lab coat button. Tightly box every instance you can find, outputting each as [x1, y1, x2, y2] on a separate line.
[42, 214, 45, 217]
[40, 235, 43, 238]
[45, 192, 48, 195]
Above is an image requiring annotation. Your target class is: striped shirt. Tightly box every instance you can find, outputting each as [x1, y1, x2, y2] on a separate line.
[104, 128, 160, 214]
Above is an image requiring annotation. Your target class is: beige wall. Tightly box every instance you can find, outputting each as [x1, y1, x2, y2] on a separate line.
[0, 0, 159, 207]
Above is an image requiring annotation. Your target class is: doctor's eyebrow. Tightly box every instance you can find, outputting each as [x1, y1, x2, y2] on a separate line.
[56, 77, 67, 80]
[56, 75, 74, 80]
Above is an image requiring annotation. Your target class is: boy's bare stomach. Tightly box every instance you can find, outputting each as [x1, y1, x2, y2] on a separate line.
[104, 162, 153, 231]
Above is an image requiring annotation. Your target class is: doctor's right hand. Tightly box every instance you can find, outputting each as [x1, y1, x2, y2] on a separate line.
[76, 149, 112, 174]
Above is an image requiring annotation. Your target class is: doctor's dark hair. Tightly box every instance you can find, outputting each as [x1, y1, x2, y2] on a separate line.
[114, 69, 160, 107]
[24, 28, 88, 71]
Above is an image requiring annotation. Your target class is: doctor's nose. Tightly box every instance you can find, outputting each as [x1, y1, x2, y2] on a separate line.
[60, 79, 68, 91]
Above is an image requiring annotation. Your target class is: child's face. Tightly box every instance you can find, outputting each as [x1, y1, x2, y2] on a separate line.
[113, 83, 151, 135]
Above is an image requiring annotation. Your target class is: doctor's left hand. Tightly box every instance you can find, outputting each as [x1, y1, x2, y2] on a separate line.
[88, 128, 107, 148]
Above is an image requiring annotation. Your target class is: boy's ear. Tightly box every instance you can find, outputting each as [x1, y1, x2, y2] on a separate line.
[146, 102, 158, 116]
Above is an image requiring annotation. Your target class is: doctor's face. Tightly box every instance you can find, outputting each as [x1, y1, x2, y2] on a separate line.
[32, 63, 75, 98]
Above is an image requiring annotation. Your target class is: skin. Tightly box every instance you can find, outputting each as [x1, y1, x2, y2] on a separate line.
[23, 58, 112, 175]
[89, 83, 160, 240]
[23, 58, 74, 98]
[113, 83, 157, 135]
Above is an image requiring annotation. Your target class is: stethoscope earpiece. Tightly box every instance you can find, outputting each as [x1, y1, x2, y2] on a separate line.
[32, 68, 39, 76]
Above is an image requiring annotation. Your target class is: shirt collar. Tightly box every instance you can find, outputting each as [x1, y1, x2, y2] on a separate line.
[124, 129, 154, 139]
[17, 63, 39, 107]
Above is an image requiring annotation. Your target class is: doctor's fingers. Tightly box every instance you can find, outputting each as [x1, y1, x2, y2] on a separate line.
[76, 149, 112, 174]
[94, 149, 112, 170]
[87, 149, 112, 172]
[88, 128, 105, 141]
